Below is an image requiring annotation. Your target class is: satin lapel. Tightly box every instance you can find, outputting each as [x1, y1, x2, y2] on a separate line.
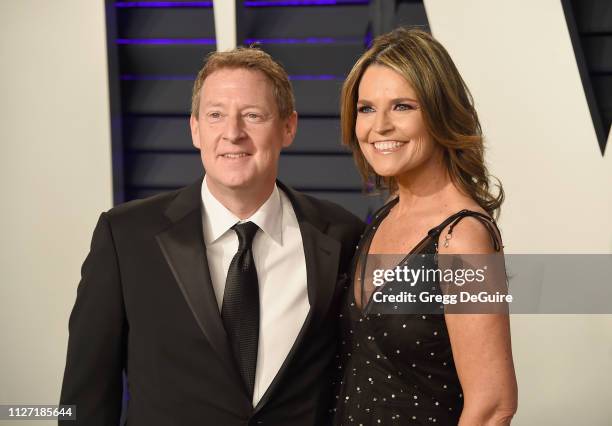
[254, 183, 341, 413]
[300, 221, 342, 330]
[155, 181, 241, 384]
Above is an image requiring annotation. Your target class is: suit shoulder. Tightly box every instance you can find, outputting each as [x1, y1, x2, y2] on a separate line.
[100, 187, 194, 237]
[317, 197, 363, 225]
[104, 188, 182, 220]
[299, 193, 364, 230]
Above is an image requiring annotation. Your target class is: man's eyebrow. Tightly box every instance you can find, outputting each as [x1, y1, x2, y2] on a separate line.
[240, 104, 268, 110]
[201, 101, 224, 108]
[201, 102, 268, 110]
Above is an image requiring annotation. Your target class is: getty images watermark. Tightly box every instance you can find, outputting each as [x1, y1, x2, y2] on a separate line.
[356, 254, 612, 315]
[371, 262, 511, 305]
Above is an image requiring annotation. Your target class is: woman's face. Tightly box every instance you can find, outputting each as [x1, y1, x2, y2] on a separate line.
[356, 65, 440, 179]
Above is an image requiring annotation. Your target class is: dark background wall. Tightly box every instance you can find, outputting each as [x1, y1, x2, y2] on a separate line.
[105, 0, 429, 220]
[106, 0, 611, 220]
[563, 0, 612, 156]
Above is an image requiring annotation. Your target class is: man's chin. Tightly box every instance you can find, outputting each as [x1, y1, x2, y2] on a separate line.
[208, 174, 256, 191]
[206, 170, 278, 194]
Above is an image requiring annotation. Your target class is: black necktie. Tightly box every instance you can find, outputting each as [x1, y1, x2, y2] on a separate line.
[221, 221, 260, 398]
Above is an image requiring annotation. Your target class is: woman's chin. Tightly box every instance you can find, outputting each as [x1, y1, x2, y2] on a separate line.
[370, 166, 403, 179]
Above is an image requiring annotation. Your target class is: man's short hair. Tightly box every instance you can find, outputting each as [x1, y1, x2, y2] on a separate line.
[191, 47, 295, 119]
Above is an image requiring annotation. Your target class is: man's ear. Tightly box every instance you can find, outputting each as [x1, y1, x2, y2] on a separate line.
[190, 115, 201, 149]
[282, 111, 298, 148]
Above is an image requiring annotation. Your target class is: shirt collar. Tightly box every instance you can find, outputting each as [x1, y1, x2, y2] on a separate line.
[201, 176, 283, 246]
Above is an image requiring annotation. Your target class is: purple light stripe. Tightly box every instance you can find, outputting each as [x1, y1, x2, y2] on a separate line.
[116, 36, 364, 46]
[115, 1, 212, 7]
[114, 0, 368, 7]
[289, 74, 344, 80]
[244, 36, 362, 44]
[245, 0, 369, 6]
[121, 74, 345, 81]
[116, 38, 215, 45]
[364, 30, 373, 47]
[121, 75, 195, 81]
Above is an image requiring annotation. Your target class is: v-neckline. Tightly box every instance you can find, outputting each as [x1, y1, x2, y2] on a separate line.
[350, 197, 427, 314]
[349, 198, 487, 315]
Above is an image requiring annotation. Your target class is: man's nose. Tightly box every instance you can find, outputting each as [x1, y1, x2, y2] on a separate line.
[222, 113, 245, 142]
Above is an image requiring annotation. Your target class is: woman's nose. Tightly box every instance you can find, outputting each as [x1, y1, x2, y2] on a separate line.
[373, 111, 394, 134]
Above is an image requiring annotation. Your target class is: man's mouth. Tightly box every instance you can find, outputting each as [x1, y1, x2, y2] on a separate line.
[220, 153, 250, 159]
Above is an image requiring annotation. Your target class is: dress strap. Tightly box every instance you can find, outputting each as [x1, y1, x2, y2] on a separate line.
[428, 209, 503, 252]
[368, 196, 398, 224]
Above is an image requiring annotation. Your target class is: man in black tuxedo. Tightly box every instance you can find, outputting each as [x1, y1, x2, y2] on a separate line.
[59, 47, 363, 425]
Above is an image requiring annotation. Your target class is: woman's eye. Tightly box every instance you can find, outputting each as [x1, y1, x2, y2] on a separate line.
[357, 105, 374, 113]
[394, 103, 416, 111]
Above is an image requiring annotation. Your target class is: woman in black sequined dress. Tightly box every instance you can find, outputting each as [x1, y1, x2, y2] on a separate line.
[333, 28, 517, 425]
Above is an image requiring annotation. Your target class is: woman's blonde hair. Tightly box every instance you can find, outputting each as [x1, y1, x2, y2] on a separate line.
[341, 28, 503, 217]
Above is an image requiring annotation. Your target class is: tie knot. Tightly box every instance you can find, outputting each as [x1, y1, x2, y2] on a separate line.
[232, 221, 259, 250]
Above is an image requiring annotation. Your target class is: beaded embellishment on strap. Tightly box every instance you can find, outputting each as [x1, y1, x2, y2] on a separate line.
[428, 209, 503, 252]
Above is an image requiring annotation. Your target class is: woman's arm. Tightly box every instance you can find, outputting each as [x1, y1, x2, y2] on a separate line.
[439, 217, 518, 425]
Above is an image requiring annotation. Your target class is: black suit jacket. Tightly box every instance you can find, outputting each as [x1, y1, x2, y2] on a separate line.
[59, 178, 364, 426]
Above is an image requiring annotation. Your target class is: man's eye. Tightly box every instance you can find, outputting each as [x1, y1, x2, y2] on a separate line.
[208, 112, 222, 119]
[394, 103, 416, 111]
[245, 112, 264, 122]
[357, 105, 374, 113]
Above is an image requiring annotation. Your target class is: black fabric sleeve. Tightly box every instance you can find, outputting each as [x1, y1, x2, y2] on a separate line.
[59, 212, 127, 425]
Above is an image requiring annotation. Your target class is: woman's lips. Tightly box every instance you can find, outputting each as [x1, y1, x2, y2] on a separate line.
[372, 141, 407, 154]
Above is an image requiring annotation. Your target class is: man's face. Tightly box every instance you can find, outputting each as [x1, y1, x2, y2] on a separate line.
[190, 68, 297, 196]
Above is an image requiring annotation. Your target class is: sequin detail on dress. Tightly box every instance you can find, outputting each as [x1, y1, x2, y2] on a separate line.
[333, 198, 502, 425]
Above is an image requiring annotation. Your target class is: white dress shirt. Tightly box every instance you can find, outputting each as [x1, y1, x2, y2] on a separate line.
[201, 177, 309, 406]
